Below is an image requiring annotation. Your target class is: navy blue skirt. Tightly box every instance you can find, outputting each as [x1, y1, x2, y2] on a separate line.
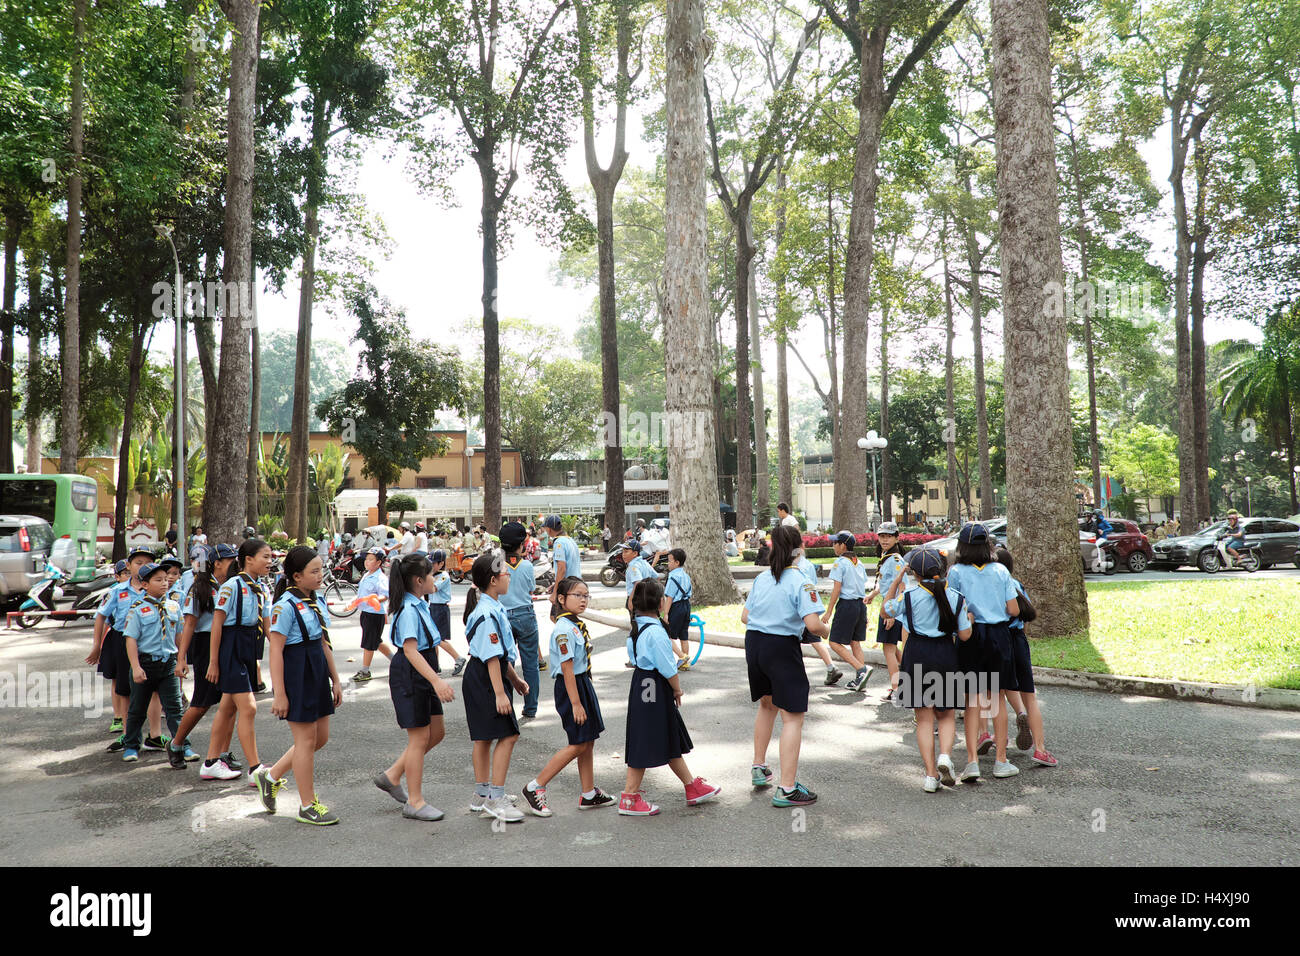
[97, 628, 122, 678]
[625, 667, 692, 769]
[390, 647, 443, 729]
[188, 631, 222, 709]
[554, 671, 604, 745]
[217, 624, 259, 695]
[667, 600, 692, 641]
[462, 655, 520, 741]
[898, 635, 964, 711]
[829, 597, 867, 644]
[958, 620, 1011, 694]
[281, 638, 335, 723]
[429, 603, 451, 646]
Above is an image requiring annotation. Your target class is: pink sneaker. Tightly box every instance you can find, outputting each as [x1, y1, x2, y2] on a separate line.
[1031, 749, 1058, 768]
[618, 791, 659, 816]
[975, 732, 994, 755]
[684, 777, 721, 806]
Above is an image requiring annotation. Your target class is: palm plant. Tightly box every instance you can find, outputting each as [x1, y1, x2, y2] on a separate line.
[1218, 302, 1300, 512]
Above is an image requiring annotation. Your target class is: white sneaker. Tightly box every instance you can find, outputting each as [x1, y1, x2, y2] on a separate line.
[960, 761, 981, 783]
[470, 792, 519, 812]
[923, 775, 940, 793]
[481, 796, 524, 822]
[936, 754, 956, 787]
[247, 764, 268, 788]
[199, 759, 240, 781]
[993, 760, 1020, 778]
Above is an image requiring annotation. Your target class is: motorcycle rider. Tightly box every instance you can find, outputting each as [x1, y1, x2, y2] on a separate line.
[1223, 509, 1246, 565]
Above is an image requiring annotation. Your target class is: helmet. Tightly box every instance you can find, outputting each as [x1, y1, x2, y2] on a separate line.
[415, 522, 426, 531]
[400, 521, 410, 530]
[242, 526, 257, 539]
[1093, 509, 1104, 517]
[341, 532, 354, 545]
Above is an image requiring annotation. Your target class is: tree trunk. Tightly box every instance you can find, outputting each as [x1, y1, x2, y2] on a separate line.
[246, 284, 261, 529]
[1, 210, 17, 473]
[377, 476, 387, 526]
[479, 164, 502, 530]
[195, 286, 218, 457]
[664, 0, 739, 605]
[207, 0, 261, 542]
[577, 0, 631, 544]
[733, 203, 754, 530]
[60, 0, 87, 475]
[113, 321, 147, 560]
[989, 0, 1088, 635]
[25, 260, 42, 473]
[747, 216, 769, 523]
[1170, 102, 1203, 527]
[1190, 135, 1211, 522]
[879, 289, 890, 521]
[943, 225, 959, 527]
[833, 30, 887, 530]
[286, 200, 318, 542]
[963, 169, 993, 520]
[774, 160, 793, 509]
[1065, 123, 1103, 509]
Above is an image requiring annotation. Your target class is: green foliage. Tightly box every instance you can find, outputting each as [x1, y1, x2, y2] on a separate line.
[384, 493, 418, 521]
[316, 287, 466, 492]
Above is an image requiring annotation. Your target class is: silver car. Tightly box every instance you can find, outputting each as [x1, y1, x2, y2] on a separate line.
[0, 515, 55, 609]
[927, 517, 1103, 570]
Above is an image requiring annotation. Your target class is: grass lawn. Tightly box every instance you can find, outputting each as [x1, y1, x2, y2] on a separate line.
[693, 579, 1300, 689]
[725, 556, 878, 567]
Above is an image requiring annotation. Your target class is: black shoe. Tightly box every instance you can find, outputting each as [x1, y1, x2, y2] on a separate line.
[142, 735, 168, 751]
[221, 751, 243, 772]
[255, 683, 267, 694]
[578, 789, 615, 810]
[168, 744, 187, 769]
[106, 735, 126, 754]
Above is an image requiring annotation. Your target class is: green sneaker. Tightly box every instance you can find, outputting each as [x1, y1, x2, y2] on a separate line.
[296, 796, 340, 826]
[771, 782, 818, 808]
[751, 764, 774, 788]
[106, 734, 126, 754]
[255, 767, 290, 814]
[108, 718, 124, 735]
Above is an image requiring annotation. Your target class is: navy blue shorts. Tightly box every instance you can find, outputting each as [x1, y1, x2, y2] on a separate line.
[390, 648, 444, 729]
[429, 603, 451, 647]
[359, 612, 386, 651]
[876, 614, 904, 646]
[554, 671, 603, 745]
[1007, 628, 1034, 694]
[667, 600, 691, 641]
[745, 630, 810, 713]
[281, 639, 335, 723]
[829, 597, 866, 644]
[897, 635, 963, 711]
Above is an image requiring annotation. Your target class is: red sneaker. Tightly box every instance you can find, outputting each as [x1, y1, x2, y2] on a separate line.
[618, 791, 660, 816]
[976, 732, 994, 755]
[684, 777, 721, 806]
[1032, 749, 1058, 768]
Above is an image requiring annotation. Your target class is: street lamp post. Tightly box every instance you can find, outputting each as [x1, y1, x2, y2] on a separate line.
[1244, 476, 1252, 518]
[154, 224, 184, 563]
[857, 432, 888, 528]
[465, 445, 475, 528]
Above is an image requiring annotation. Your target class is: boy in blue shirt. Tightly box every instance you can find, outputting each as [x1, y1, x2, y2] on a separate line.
[121, 564, 186, 763]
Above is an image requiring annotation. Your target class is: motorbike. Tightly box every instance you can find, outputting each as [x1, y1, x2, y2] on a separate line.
[598, 550, 669, 589]
[1199, 534, 1261, 574]
[447, 547, 478, 584]
[16, 564, 116, 629]
[532, 551, 555, 592]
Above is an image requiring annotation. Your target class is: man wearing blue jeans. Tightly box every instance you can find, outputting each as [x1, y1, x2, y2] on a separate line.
[499, 522, 541, 718]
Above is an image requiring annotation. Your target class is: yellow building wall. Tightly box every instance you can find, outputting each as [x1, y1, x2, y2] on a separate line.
[259, 432, 521, 489]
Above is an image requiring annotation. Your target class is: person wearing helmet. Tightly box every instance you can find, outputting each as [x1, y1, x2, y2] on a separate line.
[395, 522, 417, 558]
[1223, 508, 1246, 562]
[243, 526, 257, 540]
[413, 522, 429, 555]
[882, 547, 973, 792]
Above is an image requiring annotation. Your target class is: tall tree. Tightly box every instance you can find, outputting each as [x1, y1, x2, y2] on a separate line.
[575, 0, 644, 542]
[664, 0, 738, 605]
[392, 0, 585, 530]
[821, 0, 968, 529]
[60, 0, 87, 474]
[206, 0, 262, 541]
[989, 0, 1087, 635]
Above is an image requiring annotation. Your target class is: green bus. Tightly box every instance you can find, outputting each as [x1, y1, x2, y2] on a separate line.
[0, 473, 99, 581]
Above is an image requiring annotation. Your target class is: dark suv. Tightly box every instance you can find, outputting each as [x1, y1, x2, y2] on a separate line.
[0, 515, 55, 609]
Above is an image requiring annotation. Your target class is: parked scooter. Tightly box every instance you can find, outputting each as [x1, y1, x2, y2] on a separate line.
[16, 564, 116, 629]
[597, 549, 669, 589]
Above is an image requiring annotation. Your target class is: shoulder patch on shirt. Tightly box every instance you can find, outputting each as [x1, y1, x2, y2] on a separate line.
[804, 585, 821, 603]
[272, 608, 280, 625]
[119, 590, 129, 599]
[140, 606, 152, 614]
[557, 638, 569, 654]
[489, 632, 499, 644]
[217, 593, 228, 606]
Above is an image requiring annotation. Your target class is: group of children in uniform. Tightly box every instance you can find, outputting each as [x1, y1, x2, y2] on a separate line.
[83, 515, 1057, 824]
[741, 520, 1059, 799]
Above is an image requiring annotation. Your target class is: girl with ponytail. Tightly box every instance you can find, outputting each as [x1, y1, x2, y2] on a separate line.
[882, 547, 973, 793]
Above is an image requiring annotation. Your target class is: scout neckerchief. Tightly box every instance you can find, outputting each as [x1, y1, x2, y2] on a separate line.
[288, 586, 330, 646]
[129, 594, 173, 649]
[557, 611, 592, 674]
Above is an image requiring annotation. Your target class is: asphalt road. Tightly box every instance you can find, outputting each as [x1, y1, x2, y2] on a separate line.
[2, 600, 1296, 867]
